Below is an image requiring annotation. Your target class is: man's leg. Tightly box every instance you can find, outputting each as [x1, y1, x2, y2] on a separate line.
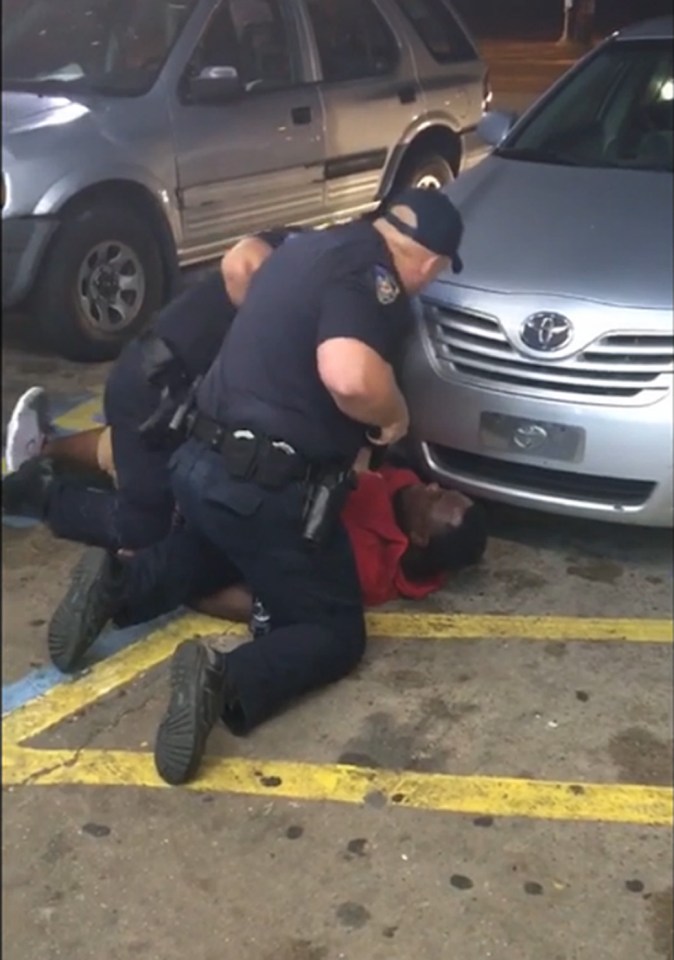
[3, 434, 175, 552]
[45, 441, 365, 774]
[192, 584, 252, 622]
[43, 428, 105, 473]
[154, 444, 366, 783]
[4, 387, 104, 475]
[45, 420, 175, 550]
[47, 518, 240, 673]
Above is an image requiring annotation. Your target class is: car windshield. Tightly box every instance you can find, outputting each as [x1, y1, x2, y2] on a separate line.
[1, 0, 198, 96]
[498, 39, 674, 172]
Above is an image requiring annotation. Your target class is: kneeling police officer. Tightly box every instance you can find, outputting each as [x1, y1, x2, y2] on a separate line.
[48, 188, 465, 785]
[3, 229, 296, 553]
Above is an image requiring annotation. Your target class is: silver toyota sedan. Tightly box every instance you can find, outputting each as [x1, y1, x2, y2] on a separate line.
[404, 16, 673, 527]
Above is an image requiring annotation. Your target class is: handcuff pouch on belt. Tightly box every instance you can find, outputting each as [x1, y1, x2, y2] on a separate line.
[192, 419, 307, 490]
[190, 415, 354, 548]
[222, 430, 355, 546]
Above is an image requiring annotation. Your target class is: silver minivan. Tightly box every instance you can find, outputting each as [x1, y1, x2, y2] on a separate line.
[2, 0, 489, 360]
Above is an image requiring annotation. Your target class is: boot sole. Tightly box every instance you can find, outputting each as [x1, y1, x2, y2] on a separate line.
[154, 641, 218, 786]
[48, 547, 115, 673]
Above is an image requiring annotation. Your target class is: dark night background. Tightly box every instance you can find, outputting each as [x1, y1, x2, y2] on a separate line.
[453, 0, 673, 39]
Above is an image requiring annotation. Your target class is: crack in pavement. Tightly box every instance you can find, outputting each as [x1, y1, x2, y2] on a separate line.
[18, 691, 159, 786]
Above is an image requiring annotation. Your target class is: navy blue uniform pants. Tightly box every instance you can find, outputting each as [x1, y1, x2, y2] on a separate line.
[118, 439, 367, 733]
[45, 341, 174, 551]
[45, 268, 235, 552]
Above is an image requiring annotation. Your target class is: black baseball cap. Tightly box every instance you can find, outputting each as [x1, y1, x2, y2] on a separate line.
[383, 187, 464, 273]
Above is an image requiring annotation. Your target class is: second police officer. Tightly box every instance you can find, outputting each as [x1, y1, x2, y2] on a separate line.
[3, 229, 298, 556]
[48, 187, 466, 785]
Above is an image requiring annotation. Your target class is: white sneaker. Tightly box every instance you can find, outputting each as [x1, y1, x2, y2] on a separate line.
[5, 386, 52, 473]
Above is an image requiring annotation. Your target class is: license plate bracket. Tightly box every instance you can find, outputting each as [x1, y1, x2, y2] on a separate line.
[479, 413, 585, 463]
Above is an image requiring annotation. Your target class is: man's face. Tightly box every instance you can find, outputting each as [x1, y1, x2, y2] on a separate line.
[402, 253, 451, 296]
[399, 483, 473, 546]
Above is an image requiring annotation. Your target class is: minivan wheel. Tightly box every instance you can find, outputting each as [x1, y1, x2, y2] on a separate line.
[34, 203, 164, 363]
[399, 152, 454, 191]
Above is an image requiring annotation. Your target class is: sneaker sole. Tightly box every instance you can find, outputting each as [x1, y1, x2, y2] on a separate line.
[48, 547, 115, 673]
[5, 386, 50, 473]
[154, 641, 216, 786]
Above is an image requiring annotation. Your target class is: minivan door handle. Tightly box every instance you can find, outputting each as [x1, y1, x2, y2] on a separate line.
[291, 105, 312, 125]
[398, 85, 417, 105]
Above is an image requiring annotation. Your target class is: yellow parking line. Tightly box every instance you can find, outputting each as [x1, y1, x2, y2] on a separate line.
[53, 395, 103, 433]
[369, 613, 673, 644]
[4, 612, 671, 748]
[4, 746, 672, 826]
[3, 616, 195, 745]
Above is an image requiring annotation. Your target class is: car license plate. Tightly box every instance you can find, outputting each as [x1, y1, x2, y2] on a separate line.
[479, 413, 585, 463]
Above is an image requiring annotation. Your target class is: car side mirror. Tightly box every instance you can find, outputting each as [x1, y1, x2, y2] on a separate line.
[187, 66, 242, 104]
[478, 110, 518, 147]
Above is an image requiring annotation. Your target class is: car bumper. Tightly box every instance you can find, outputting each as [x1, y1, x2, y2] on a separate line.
[2, 216, 58, 309]
[402, 335, 674, 527]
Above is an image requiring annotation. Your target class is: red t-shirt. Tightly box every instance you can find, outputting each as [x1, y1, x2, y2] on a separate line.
[341, 465, 445, 607]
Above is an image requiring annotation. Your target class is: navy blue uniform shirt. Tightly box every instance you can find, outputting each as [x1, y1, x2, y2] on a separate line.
[155, 229, 292, 380]
[197, 220, 413, 462]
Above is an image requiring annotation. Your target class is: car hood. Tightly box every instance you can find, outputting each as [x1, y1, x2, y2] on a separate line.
[433, 157, 674, 310]
[1, 89, 92, 134]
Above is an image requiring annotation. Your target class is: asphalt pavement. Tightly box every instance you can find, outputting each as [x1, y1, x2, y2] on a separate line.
[2, 42, 673, 960]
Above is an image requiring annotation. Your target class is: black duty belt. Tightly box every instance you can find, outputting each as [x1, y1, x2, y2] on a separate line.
[190, 413, 309, 488]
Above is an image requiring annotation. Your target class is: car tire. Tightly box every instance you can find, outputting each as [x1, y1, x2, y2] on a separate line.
[398, 151, 455, 191]
[33, 203, 164, 363]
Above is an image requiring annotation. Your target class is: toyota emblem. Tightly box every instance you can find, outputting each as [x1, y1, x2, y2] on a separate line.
[513, 424, 548, 451]
[520, 312, 573, 352]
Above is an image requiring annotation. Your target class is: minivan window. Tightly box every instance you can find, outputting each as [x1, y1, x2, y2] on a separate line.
[1, 0, 198, 96]
[396, 0, 475, 63]
[305, 0, 399, 83]
[189, 0, 300, 91]
[499, 40, 674, 172]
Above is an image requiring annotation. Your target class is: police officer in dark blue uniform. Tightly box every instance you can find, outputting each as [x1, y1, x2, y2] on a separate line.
[46, 188, 465, 785]
[2, 230, 296, 551]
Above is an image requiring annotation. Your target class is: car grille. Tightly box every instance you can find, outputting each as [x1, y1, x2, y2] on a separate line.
[425, 303, 674, 400]
[429, 445, 656, 507]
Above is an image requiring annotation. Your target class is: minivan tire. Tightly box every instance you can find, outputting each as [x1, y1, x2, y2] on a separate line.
[34, 203, 164, 363]
[398, 151, 454, 191]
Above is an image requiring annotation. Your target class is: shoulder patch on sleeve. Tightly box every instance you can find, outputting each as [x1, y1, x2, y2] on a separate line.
[372, 264, 400, 305]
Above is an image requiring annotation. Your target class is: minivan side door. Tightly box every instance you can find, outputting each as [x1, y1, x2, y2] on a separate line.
[299, 0, 422, 217]
[170, 0, 325, 262]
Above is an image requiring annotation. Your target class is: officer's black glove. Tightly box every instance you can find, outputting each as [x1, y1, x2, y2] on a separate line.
[138, 330, 190, 395]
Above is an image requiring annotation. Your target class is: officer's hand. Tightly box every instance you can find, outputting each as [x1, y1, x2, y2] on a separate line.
[368, 417, 409, 447]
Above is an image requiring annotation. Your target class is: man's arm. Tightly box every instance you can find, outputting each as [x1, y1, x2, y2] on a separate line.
[220, 227, 301, 306]
[220, 236, 275, 307]
[317, 338, 408, 433]
[315, 272, 410, 444]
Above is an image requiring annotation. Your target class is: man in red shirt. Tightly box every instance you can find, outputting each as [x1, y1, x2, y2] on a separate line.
[343, 459, 485, 607]
[193, 450, 486, 629]
[4, 418, 486, 628]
